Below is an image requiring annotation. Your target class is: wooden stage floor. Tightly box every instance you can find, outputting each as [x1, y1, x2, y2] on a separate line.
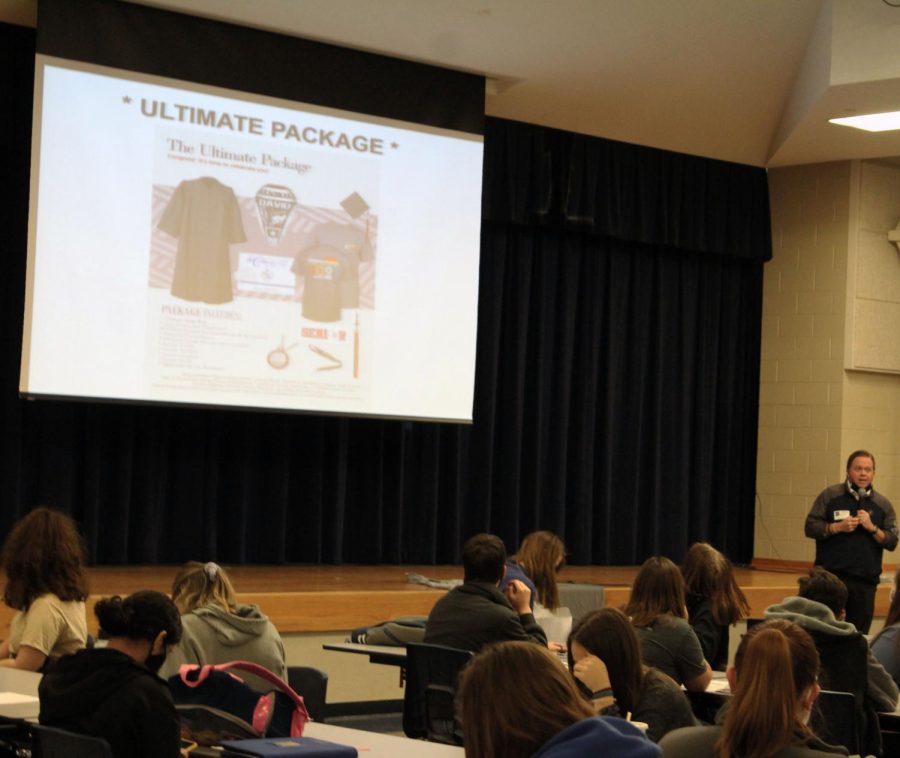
[2, 564, 894, 634]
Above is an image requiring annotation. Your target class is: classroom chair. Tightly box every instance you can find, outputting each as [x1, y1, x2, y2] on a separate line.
[809, 629, 880, 757]
[287, 666, 329, 722]
[879, 712, 900, 757]
[812, 690, 858, 756]
[402, 642, 473, 745]
[31, 725, 113, 758]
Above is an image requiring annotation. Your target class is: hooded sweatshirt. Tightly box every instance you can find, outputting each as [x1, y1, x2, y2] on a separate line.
[159, 603, 287, 692]
[533, 716, 661, 758]
[764, 596, 898, 711]
[38, 647, 180, 758]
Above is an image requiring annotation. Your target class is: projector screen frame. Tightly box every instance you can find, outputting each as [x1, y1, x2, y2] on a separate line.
[21, 54, 484, 424]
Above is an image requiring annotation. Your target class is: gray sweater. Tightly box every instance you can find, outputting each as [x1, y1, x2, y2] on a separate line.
[158, 603, 287, 692]
[659, 725, 849, 757]
[764, 596, 899, 712]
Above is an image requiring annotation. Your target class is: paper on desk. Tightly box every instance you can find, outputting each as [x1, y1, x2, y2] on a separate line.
[0, 692, 39, 704]
[706, 679, 731, 694]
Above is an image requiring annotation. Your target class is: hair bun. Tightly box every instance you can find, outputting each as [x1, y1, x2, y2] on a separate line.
[95, 595, 128, 636]
[204, 562, 219, 582]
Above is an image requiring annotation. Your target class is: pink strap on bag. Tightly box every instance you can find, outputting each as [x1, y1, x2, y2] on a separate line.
[177, 661, 310, 736]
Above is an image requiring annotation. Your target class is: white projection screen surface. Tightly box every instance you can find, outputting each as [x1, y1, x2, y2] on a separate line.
[21, 57, 484, 422]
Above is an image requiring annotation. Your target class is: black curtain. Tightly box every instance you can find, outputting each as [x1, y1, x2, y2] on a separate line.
[0, 23, 767, 566]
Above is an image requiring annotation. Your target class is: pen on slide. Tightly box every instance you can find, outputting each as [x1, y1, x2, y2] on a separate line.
[309, 344, 342, 370]
[309, 344, 340, 363]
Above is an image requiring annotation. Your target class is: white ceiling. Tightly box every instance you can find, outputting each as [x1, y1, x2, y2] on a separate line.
[4, 0, 900, 167]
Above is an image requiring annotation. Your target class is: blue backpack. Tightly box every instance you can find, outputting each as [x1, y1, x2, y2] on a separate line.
[169, 661, 309, 747]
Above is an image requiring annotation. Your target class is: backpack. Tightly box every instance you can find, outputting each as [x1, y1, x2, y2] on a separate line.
[0, 718, 32, 758]
[349, 616, 427, 646]
[169, 661, 309, 747]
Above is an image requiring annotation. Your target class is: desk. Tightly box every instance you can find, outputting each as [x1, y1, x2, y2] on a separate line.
[304, 722, 463, 757]
[322, 642, 407, 667]
[0, 668, 41, 720]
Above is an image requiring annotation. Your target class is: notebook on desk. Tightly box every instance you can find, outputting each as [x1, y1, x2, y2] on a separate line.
[705, 678, 731, 694]
[220, 736, 358, 757]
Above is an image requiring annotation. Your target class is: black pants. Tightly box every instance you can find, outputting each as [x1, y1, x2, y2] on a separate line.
[834, 572, 877, 634]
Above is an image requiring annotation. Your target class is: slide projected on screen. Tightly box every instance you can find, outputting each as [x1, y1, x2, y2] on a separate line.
[21, 57, 483, 422]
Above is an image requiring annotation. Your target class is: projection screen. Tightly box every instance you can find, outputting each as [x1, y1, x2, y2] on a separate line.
[21, 55, 484, 422]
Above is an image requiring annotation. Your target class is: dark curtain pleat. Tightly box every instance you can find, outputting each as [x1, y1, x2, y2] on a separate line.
[484, 118, 772, 262]
[0, 24, 762, 566]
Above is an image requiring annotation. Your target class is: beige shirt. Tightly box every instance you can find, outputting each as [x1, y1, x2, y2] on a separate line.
[9, 593, 87, 660]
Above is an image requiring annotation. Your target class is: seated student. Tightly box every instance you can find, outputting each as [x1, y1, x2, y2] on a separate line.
[567, 608, 695, 743]
[159, 561, 287, 692]
[681, 542, 750, 671]
[765, 567, 897, 758]
[38, 591, 182, 758]
[500, 530, 566, 611]
[424, 533, 548, 652]
[871, 567, 900, 687]
[624, 556, 712, 691]
[0, 507, 88, 671]
[457, 640, 661, 758]
[659, 619, 848, 758]
[764, 567, 898, 711]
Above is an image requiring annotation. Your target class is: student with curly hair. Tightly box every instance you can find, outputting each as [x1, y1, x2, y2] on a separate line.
[0, 507, 89, 670]
[158, 561, 287, 691]
[681, 542, 750, 670]
[39, 590, 183, 758]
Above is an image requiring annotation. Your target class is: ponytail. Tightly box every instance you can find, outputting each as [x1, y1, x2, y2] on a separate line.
[171, 560, 237, 614]
[717, 621, 818, 758]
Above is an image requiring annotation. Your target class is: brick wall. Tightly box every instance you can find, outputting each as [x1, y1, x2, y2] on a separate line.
[755, 160, 900, 563]
[755, 162, 849, 561]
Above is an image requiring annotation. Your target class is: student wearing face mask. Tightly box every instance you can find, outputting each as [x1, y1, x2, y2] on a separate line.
[804, 449, 898, 634]
[660, 620, 848, 758]
[38, 590, 183, 758]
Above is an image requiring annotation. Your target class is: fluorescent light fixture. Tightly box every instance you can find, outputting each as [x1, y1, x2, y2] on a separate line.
[829, 111, 900, 132]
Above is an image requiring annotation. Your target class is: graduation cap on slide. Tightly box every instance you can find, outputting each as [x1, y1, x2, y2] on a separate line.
[340, 191, 372, 244]
[340, 191, 369, 219]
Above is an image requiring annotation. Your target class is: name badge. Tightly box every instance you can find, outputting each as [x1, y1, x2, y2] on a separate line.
[833, 510, 850, 521]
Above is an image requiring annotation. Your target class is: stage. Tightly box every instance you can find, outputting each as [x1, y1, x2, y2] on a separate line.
[3, 562, 894, 634]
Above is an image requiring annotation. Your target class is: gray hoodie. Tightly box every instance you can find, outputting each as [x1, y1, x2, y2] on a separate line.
[764, 595, 898, 712]
[158, 603, 287, 693]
